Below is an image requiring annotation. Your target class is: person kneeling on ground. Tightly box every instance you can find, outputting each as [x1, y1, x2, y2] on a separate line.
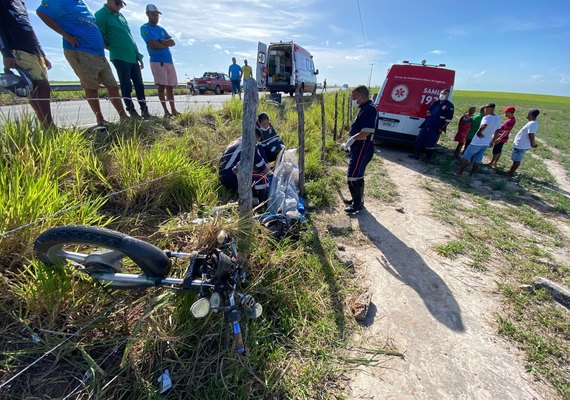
[507, 109, 540, 177]
[255, 112, 285, 163]
[340, 85, 378, 215]
[219, 137, 272, 204]
[455, 102, 502, 177]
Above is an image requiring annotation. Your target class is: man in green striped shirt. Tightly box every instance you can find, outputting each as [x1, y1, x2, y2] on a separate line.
[95, 0, 150, 118]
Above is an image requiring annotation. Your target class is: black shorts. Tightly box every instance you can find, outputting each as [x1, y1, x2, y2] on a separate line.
[492, 142, 505, 155]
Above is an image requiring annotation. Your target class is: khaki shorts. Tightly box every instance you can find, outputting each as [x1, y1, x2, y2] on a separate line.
[64, 49, 117, 90]
[150, 62, 178, 87]
[13, 50, 48, 81]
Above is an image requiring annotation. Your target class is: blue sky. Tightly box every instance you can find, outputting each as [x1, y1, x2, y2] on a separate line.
[25, 0, 570, 96]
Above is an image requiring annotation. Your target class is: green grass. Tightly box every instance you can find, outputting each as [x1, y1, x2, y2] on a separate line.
[0, 92, 363, 399]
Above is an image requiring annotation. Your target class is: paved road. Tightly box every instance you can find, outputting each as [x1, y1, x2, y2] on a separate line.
[0, 89, 336, 128]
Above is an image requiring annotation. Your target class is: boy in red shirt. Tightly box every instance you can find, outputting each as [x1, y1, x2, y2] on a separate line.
[453, 106, 476, 159]
[489, 106, 516, 168]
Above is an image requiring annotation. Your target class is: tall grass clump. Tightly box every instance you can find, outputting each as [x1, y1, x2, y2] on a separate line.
[0, 120, 110, 260]
[107, 135, 218, 211]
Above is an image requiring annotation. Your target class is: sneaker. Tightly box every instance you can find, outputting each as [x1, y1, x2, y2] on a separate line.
[343, 198, 353, 205]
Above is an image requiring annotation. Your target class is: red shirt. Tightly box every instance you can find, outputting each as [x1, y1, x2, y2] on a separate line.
[498, 117, 516, 143]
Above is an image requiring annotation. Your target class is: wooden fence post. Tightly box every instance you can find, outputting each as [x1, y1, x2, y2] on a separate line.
[333, 91, 338, 141]
[320, 94, 326, 161]
[295, 91, 305, 197]
[237, 78, 258, 251]
[340, 92, 345, 139]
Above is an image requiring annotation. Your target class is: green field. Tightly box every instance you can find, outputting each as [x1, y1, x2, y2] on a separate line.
[0, 89, 568, 398]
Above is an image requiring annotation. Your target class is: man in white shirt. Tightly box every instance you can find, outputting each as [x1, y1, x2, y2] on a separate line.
[455, 102, 502, 176]
[507, 109, 540, 177]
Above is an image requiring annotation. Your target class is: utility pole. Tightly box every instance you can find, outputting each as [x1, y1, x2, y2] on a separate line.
[368, 63, 375, 89]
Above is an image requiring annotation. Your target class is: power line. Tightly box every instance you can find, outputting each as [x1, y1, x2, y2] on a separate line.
[356, 0, 370, 65]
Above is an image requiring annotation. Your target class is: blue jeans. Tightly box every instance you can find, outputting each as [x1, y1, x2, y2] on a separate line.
[231, 79, 241, 95]
[111, 59, 148, 114]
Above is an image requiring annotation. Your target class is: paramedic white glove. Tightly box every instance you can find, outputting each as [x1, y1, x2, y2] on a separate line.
[340, 136, 355, 151]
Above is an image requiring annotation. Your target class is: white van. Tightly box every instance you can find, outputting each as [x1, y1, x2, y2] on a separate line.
[256, 41, 318, 95]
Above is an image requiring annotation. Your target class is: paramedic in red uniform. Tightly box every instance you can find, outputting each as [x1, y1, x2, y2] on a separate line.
[340, 85, 378, 215]
[409, 89, 454, 160]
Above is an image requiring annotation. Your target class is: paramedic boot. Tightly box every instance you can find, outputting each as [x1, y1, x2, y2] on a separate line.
[343, 186, 357, 208]
[344, 186, 363, 215]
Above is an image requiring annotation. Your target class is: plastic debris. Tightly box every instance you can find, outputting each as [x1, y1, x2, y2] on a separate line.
[157, 369, 172, 394]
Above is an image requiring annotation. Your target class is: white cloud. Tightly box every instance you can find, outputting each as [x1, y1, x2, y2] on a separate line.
[326, 66, 335, 69]
[530, 74, 545, 82]
[213, 44, 223, 50]
[561, 76, 570, 84]
[223, 50, 230, 54]
[121, 0, 318, 42]
[430, 50, 446, 55]
[345, 55, 362, 60]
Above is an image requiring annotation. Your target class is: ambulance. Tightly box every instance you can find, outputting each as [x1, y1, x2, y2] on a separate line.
[373, 60, 455, 144]
[256, 41, 319, 96]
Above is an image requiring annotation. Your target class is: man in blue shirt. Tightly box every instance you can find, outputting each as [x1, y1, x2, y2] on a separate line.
[228, 57, 242, 99]
[1, 0, 54, 130]
[409, 88, 454, 160]
[37, 0, 128, 127]
[340, 85, 378, 214]
[140, 4, 178, 118]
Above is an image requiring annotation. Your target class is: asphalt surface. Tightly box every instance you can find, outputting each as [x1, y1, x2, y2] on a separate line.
[0, 89, 336, 128]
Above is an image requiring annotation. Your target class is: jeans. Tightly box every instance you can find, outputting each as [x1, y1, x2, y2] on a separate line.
[231, 79, 241, 95]
[111, 59, 148, 113]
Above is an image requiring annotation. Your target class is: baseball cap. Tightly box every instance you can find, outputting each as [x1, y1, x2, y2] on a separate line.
[146, 4, 161, 13]
[529, 109, 540, 117]
[484, 102, 496, 108]
[503, 106, 516, 113]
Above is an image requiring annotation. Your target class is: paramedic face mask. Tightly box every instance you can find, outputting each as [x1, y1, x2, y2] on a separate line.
[439, 91, 449, 101]
[352, 99, 359, 108]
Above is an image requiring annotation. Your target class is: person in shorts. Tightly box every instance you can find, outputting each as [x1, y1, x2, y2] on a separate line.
[507, 109, 540, 177]
[1, 0, 54, 130]
[455, 103, 502, 176]
[37, 0, 128, 127]
[140, 4, 179, 117]
[453, 106, 476, 159]
[228, 57, 242, 99]
[488, 106, 516, 168]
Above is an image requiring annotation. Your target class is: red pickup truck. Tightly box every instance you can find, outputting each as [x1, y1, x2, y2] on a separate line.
[194, 72, 233, 95]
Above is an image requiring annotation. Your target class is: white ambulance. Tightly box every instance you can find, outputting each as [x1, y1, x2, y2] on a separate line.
[256, 41, 319, 96]
[373, 61, 456, 144]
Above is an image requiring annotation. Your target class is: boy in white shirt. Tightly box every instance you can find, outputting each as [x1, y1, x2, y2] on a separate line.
[455, 102, 502, 176]
[507, 109, 540, 177]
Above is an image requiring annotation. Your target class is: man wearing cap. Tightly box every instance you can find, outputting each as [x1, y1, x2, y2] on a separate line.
[1, 0, 54, 130]
[409, 88, 454, 160]
[95, 0, 150, 119]
[37, 0, 128, 128]
[488, 106, 516, 168]
[455, 102, 502, 176]
[140, 4, 179, 117]
[507, 109, 540, 177]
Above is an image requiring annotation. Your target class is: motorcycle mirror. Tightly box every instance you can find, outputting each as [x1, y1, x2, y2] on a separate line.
[210, 292, 221, 312]
[245, 302, 263, 319]
[190, 297, 211, 318]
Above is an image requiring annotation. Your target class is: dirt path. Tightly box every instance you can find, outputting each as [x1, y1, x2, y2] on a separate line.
[340, 149, 558, 400]
[543, 158, 570, 197]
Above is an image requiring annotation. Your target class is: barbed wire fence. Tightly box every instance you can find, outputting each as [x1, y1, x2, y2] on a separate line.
[0, 80, 354, 396]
